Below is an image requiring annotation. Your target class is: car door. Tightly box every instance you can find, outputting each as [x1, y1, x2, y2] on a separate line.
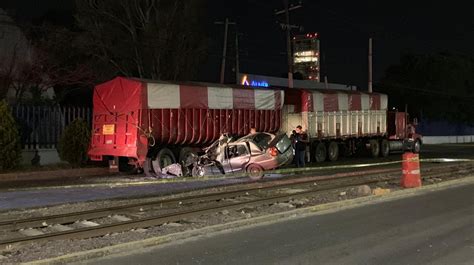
[223, 143, 251, 173]
[268, 133, 294, 166]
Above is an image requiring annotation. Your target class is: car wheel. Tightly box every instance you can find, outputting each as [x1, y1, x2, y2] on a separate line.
[327, 141, 339, 162]
[247, 164, 264, 180]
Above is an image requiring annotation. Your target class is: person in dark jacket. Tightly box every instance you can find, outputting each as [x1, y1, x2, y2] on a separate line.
[294, 125, 308, 168]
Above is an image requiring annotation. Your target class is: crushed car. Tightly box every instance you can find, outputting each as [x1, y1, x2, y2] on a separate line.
[190, 132, 293, 179]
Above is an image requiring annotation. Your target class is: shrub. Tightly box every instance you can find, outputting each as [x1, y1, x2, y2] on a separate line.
[58, 119, 91, 166]
[0, 101, 22, 171]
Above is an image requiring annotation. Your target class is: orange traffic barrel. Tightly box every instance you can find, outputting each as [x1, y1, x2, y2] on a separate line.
[401, 152, 421, 188]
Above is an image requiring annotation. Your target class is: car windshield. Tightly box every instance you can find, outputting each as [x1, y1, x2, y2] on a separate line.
[237, 133, 273, 150]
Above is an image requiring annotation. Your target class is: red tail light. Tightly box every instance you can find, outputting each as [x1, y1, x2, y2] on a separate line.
[269, 147, 278, 156]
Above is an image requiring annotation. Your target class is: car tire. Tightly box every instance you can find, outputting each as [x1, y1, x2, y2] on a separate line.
[327, 141, 339, 161]
[314, 142, 327, 163]
[247, 164, 264, 180]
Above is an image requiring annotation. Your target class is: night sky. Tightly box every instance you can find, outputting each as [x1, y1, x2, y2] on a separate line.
[2, 0, 473, 89]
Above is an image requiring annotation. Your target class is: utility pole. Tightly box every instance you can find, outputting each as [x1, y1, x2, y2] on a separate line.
[275, 0, 302, 88]
[215, 18, 236, 84]
[284, 0, 293, 88]
[235, 32, 240, 84]
[368, 38, 373, 93]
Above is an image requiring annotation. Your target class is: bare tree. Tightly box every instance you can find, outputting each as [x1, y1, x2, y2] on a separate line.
[1, 24, 97, 103]
[75, 0, 207, 80]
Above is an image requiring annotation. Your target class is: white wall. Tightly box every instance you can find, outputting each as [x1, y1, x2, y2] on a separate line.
[21, 149, 62, 166]
[422, 135, 474, 144]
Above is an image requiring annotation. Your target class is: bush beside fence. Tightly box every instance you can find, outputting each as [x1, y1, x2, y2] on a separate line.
[11, 105, 91, 150]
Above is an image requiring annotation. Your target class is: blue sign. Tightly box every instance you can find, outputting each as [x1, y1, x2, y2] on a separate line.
[241, 75, 269, 88]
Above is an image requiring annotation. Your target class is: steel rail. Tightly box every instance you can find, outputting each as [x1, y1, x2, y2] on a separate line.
[0, 165, 472, 250]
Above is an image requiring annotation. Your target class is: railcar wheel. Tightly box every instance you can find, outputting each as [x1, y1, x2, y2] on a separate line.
[327, 141, 339, 161]
[369, 139, 380, 158]
[380, 139, 390, 157]
[143, 158, 156, 178]
[413, 139, 421, 153]
[146, 148, 176, 177]
[155, 148, 176, 169]
[314, 142, 327, 163]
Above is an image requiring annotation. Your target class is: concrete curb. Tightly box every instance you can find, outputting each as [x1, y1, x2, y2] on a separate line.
[0, 168, 110, 183]
[24, 176, 474, 265]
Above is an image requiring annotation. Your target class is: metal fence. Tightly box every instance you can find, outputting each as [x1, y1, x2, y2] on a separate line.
[11, 105, 92, 150]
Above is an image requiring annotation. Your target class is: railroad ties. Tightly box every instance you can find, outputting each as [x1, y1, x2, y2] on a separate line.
[0, 163, 472, 250]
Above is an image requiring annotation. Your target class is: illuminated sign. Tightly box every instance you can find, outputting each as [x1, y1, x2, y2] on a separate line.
[240, 75, 269, 88]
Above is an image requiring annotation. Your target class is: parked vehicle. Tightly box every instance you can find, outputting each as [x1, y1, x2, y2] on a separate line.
[88, 77, 422, 177]
[191, 132, 293, 179]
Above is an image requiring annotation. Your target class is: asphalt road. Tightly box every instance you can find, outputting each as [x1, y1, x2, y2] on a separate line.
[87, 183, 474, 265]
[1, 144, 472, 211]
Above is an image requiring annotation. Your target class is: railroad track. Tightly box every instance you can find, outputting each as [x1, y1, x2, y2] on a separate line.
[0, 163, 472, 250]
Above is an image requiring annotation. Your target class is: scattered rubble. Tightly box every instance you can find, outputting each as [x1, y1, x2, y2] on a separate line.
[352, 185, 372, 196]
[372, 187, 391, 196]
[290, 198, 309, 207]
[271, 202, 295, 209]
[19, 229, 44, 236]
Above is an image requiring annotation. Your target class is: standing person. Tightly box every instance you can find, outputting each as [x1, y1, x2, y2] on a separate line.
[249, 127, 257, 135]
[294, 125, 308, 168]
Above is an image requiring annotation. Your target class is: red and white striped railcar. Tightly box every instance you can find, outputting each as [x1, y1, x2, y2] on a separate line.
[282, 88, 420, 162]
[283, 89, 388, 138]
[89, 77, 422, 174]
[88, 77, 284, 172]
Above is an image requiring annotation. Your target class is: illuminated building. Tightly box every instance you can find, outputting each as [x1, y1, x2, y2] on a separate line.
[293, 33, 320, 81]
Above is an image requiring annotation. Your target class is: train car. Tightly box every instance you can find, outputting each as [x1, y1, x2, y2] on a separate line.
[88, 77, 284, 176]
[281, 88, 422, 162]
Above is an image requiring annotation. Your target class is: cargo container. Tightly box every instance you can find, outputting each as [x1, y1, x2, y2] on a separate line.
[282, 89, 422, 162]
[88, 77, 284, 176]
[89, 77, 422, 176]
